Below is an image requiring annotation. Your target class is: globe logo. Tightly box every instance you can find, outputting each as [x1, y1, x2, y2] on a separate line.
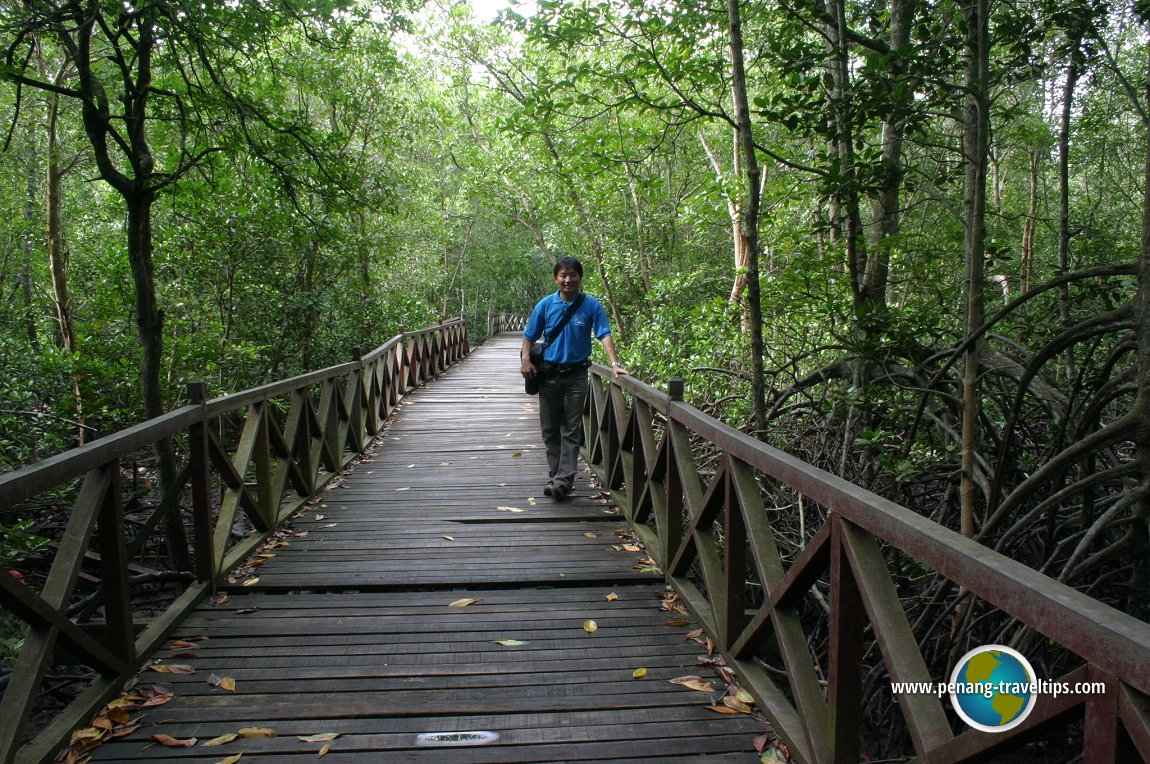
[949, 645, 1037, 732]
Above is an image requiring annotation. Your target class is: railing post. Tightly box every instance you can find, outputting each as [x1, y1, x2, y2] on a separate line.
[188, 382, 215, 585]
[827, 514, 863, 764]
[668, 377, 684, 405]
[349, 347, 366, 452]
[98, 461, 135, 665]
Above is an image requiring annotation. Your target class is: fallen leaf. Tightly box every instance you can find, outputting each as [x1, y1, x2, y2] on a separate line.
[396, 487, 410, 491]
[606, 592, 618, 601]
[242, 577, 260, 587]
[664, 620, 692, 627]
[106, 707, 131, 725]
[722, 696, 753, 713]
[314, 514, 325, 521]
[736, 687, 755, 704]
[69, 728, 103, 745]
[622, 544, 641, 552]
[497, 506, 525, 512]
[583, 620, 598, 633]
[151, 734, 197, 747]
[298, 733, 340, 742]
[449, 598, 476, 607]
[512, 452, 523, 457]
[320, 523, 337, 528]
[706, 705, 742, 714]
[527, 498, 537, 506]
[494, 639, 527, 646]
[632, 667, 648, 679]
[670, 675, 717, 692]
[212, 594, 230, 606]
[442, 535, 455, 541]
[407, 464, 416, 468]
[319, 742, 332, 756]
[149, 663, 195, 674]
[203, 733, 239, 747]
[234, 607, 259, 614]
[295, 531, 309, 537]
[215, 754, 244, 764]
[584, 532, 598, 539]
[167, 640, 200, 650]
[238, 727, 276, 738]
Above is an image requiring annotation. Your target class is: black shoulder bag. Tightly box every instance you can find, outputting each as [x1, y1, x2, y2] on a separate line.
[525, 294, 585, 395]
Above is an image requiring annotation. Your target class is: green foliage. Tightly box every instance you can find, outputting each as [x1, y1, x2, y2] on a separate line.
[0, 520, 51, 567]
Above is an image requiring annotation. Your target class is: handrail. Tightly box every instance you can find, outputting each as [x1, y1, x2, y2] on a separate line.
[0, 318, 469, 764]
[582, 363, 1150, 764]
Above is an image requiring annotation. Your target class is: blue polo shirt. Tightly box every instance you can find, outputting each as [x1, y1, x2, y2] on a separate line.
[524, 292, 611, 364]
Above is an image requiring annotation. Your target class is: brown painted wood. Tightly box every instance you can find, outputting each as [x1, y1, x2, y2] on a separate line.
[86, 334, 767, 762]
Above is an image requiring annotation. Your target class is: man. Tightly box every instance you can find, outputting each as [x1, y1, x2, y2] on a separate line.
[521, 257, 628, 499]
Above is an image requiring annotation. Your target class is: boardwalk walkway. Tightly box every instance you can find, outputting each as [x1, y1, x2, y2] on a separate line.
[90, 334, 767, 762]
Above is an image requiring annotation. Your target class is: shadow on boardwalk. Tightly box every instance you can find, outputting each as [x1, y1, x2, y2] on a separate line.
[89, 334, 768, 762]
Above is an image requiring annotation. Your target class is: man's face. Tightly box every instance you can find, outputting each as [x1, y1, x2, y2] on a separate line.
[554, 267, 582, 297]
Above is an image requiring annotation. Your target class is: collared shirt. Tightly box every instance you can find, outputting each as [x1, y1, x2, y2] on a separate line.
[523, 291, 611, 365]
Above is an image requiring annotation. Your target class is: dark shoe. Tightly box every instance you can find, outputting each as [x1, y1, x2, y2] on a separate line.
[552, 483, 571, 500]
[543, 482, 554, 496]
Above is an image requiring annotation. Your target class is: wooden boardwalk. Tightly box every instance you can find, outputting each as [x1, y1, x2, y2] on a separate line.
[90, 334, 767, 762]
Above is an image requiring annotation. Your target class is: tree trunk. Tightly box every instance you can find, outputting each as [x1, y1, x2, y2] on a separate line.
[1058, 36, 1082, 379]
[726, 0, 767, 435]
[959, 0, 990, 539]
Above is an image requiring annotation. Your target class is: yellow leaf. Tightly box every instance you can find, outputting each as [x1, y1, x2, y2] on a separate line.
[150, 663, 195, 674]
[670, 675, 717, 692]
[736, 687, 755, 704]
[298, 733, 340, 742]
[70, 728, 104, 744]
[203, 733, 239, 747]
[215, 754, 244, 764]
[583, 620, 598, 633]
[583, 532, 598, 538]
[449, 598, 476, 607]
[242, 577, 260, 587]
[606, 592, 618, 601]
[319, 742, 332, 757]
[496, 506, 525, 512]
[632, 667, 648, 679]
[623, 544, 642, 552]
[238, 727, 276, 738]
[152, 733, 197, 747]
[220, 676, 236, 692]
[512, 452, 523, 457]
[442, 535, 455, 541]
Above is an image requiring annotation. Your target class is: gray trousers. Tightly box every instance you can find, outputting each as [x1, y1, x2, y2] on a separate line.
[538, 369, 589, 489]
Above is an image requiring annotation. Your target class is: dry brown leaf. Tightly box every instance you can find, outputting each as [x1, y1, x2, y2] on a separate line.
[215, 754, 244, 764]
[606, 592, 618, 601]
[149, 663, 195, 674]
[298, 733, 340, 742]
[151, 733, 197, 747]
[107, 724, 141, 740]
[91, 718, 114, 731]
[722, 696, 753, 713]
[584, 532, 598, 539]
[706, 705, 742, 714]
[670, 675, 717, 692]
[319, 742, 332, 757]
[203, 733, 239, 747]
[69, 728, 103, 746]
[238, 727, 276, 738]
[242, 577, 260, 587]
[167, 640, 200, 650]
[622, 544, 641, 552]
[664, 619, 692, 627]
[583, 620, 598, 633]
[106, 707, 131, 725]
[449, 598, 476, 607]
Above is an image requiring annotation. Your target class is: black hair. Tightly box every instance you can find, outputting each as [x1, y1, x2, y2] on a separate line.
[553, 256, 583, 277]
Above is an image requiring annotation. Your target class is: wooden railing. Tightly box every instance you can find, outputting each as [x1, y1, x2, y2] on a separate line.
[0, 319, 469, 764]
[488, 312, 526, 336]
[583, 365, 1150, 763]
